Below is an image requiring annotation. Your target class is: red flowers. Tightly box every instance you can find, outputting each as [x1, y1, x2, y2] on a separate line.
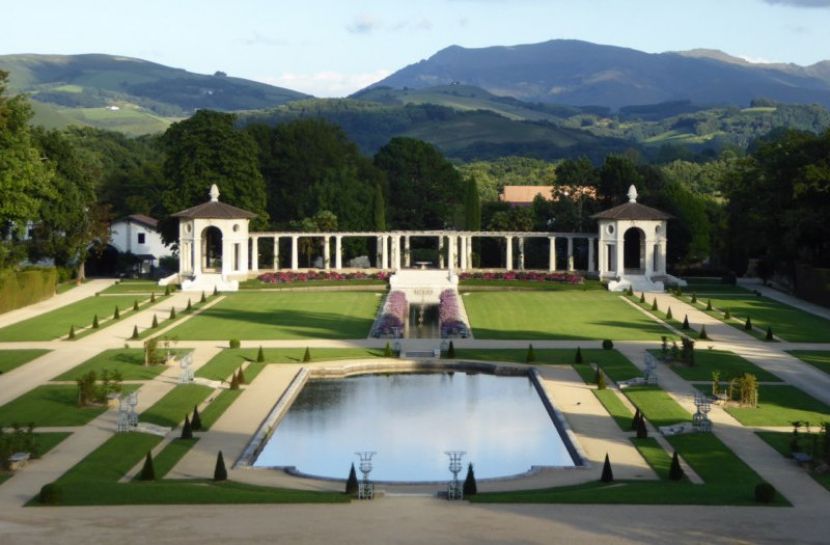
[459, 271, 582, 284]
[257, 271, 389, 284]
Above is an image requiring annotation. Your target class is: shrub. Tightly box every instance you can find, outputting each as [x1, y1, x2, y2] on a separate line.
[257, 346, 265, 362]
[636, 415, 648, 439]
[164, 285, 171, 296]
[229, 373, 239, 391]
[754, 482, 776, 503]
[724, 309, 731, 320]
[186, 299, 192, 312]
[630, 408, 641, 431]
[447, 341, 455, 359]
[213, 286, 219, 296]
[699, 325, 709, 340]
[150, 292, 156, 303]
[574, 346, 583, 364]
[383, 342, 392, 357]
[229, 339, 241, 349]
[169, 307, 176, 320]
[113, 306, 120, 320]
[213, 451, 228, 481]
[595, 368, 606, 390]
[151, 314, 158, 329]
[625, 286, 633, 296]
[303, 347, 312, 362]
[639, 292, 645, 303]
[745, 316, 753, 331]
[130, 325, 139, 340]
[133, 299, 139, 311]
[602, 339, 613, 350]
[666, 307, 673, 320]
[200, 291, 206, 303]
[463, 463, 477, 496]
[92, 314, 99, 329]
[236, 367, 246, 385]
[766, 327, 774, 341]
[600, 454, 614, 482]
[139, 451, 155, 481]
[691, 293, 697, 304]
[68, 325, 75, 340]
[345, 463, 359, 495]
[669, 451, 684, 481]
[706, 299, 712, 311]
[39, 483, 62, 505]
[526, 344, 536, 363]
[682, 315, 690, 330]
[180, 415, 193, 439]
[651, 299, 658, 311]
[191, 405, 202, 431]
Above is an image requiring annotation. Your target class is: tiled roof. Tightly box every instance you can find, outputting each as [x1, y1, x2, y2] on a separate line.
[171, 201, 257, 220]
[591, 202, 672, 221]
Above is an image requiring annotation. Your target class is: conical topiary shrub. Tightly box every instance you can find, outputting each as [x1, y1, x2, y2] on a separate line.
[192, 404, 202, 431]
[181, 415, 193, 439]
[150, 292, 156, 303]
[724, 308, 731, 320]
[766, 326, 774, 341]
[706, 299, 712, 311]
[639, 292, 645, 304]
[631, 408, 641, 431]
[651, 299, 658, 311]
[669, 451, 684, 481]
[169, 307, 176, 320]
[164, 285, 171, 296]
[447, 341, 455, 359]
[131, 325, 139, 340]
[68, 325, 75, 340]
[92, 314, 99, 329]
[595, 367, 606, 390]
[682, 315, 690, 330]
[257, 346, 265, 362]
[526, 343, 536, 363]
[236, 367, 246, 385]
[636, 414, 648, 439]
[575, 346, 583, 364]
[745, 316, 753, 331]
[666, 307, 673, 320]
[139, 451, 155, 481]
[463, 463, 477, 496]
[303, 347, 312, 362]
[200, 291, 206, 303]
[691, 293, 697, 304]
[229, 373, 239, 390]
[133, 299, 139, 311]
[186, 299, 192, 312]
[699, 325, 709, 340]
[383, 342, 392, 357]
[114, 306, 120, 320]
[213, 451, 227, 481]
[346, 463, 359, 495]
[600, 454, 614, 483]
[213, 286, 219, 296]
[151, 314, 159, 328]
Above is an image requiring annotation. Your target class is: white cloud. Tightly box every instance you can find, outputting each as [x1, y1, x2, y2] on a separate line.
[347, 14, 381, 34]
[737, 54, 780, 64]
[258, 69, 392, 97]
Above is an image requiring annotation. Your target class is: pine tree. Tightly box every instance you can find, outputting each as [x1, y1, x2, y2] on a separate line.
[68, 325, 75, 340]
[596, 368, 606, 390]
[745, 316, 753, 331]
[526, 343, 536, 363]
[257, 346, 265, 362]
[669, 451, 684, 481]
[346, 463, 359, 495]
[133, 299, 139, 311]
[600, 454, 614, 482]
[766, 326, 774, 341]
[191, 405, 203, 431]
[181, 415, 193, 439]
[303, 347, 311, 362]
[575, 346, 583, 364]
[164, 285, 171, 296]
[372, 182, 386, 230]
[114, 306, 120, 320]
[92, 314, 99, 328]
[682, 315, 690, 330]
[706, 299, 712, 311]
[151, 314, 158, 328]
[236, 367, 246, 385]
[463, 177, 481, 231]
[631, 408, 641, 431]
[463, 463, 477, 496]
[169, 307, 176, 320]
[201, 291, 206, 303]
[447, 341, 455, 358]
[186, 299, 192, 312]
[131, 325, 139, 340]
[699, 325, 709, 340]
[213, 451, 227, 481]
[213, 286, 218, 296]
[636, 414, 648, 439]
[150, 292, 156, 303]
[639, 292, 645, 303]
[651, 298, 658, 311]
[383, 342, 392, 357]
[139, 451, 155, 481]
[666, 307, 673, 320]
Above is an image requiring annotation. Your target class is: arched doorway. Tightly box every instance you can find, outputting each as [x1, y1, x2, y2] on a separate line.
[201, 226, 223, 272]
[623, 227, 645, 274]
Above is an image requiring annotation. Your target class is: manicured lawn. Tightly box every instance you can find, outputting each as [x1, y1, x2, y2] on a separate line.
[709, 385, 830, 427]
[462, 291, 670, 340]
[139, 384, 213, 428]
[195, 347, 386, 381]
[41, 432, 348, 505]
[0, 349, 50, 374]
[594, 389, 634, 430]
[99, 280, 166, 295]
[756, 431, 830, 492]
[165, 292, 381, 340]
[0, 295, 147, 341]
[147, 438, 199, 479]
[649, 349, 781, 382]
[623, 386, 693, 427]
[54, 349, 188, 381]
[0, 384, 139, 427]
[680, 291, 830, 343]
[789, 351, 830, 377]
[0, 432, 70, 486]
[240, 279, 386, 289]
[459, 279, 605, 291]
[631, 437, 673, 480]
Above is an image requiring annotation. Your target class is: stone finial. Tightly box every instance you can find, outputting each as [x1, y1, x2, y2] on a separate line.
[627, 184, 638, 203]
[209, 184, 220, 202]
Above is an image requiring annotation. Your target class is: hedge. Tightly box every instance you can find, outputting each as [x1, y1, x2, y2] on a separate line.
[0, 268, 57, 314]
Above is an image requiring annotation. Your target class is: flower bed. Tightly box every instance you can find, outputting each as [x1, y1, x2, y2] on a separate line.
[372, 291, 408, 338]
[256, 271, 389, 284]
[459, 271, 583, 284]
[439, 289, 469, 338]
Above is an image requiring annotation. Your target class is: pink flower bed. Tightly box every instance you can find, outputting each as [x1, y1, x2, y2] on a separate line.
[459, 271, 582, 284]
[257, 271, 389, 284]
[439, 289, 469, 338]
[372, 291, 408, 338]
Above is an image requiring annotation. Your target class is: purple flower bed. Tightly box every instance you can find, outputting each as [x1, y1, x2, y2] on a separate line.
[459, 271, 582, 284]
[372, 291, 408, 338]
[257, 271, 389, 284]
[439, 289, 469, 338]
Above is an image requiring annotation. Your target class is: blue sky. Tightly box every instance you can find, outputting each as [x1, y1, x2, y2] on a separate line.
[2, 0, 830, 96]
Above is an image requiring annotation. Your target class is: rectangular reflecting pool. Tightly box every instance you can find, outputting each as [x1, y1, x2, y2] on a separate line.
[253, 371, 577, 482]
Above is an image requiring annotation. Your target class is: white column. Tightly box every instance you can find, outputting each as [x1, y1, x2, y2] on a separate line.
[598, 241, 606, 275]
[438, 236, 445, 269]
[291, 235, 299, 271]
[658, 241, 667, 274]
[467, 236, 474, 270]
[251, 237, 259, 272]
[518, 237, 525, 270]
[615, 237, 624, 276]
[273, 236, 279, 270]
[505, 237, 513, 271]
[567, 237, 574, 272]
[193, 235, 202, 275]
[460, 236, 468, 271]
[376, 236, 382, 268]
[404, 236, 411, 268]
[588, 238, 595, 272]
[548, 237, 556, 271]
[447, 235, 456, 271]
[335, 236, 343, 269]
[221, 239, 232, 276]
[381, 235, 389, 269]
[323, 236, 331, 270]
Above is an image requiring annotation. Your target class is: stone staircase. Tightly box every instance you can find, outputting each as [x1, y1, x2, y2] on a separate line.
[389, 269, 458, 304]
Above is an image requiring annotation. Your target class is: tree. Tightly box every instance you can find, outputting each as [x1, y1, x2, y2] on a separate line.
[575, 347, 583, 364]
[669, 451, 684, 481]
[373, 182, 386, 230]
[213, 450, 227, 481]
[595, 368, 606, 390]
[139, 451, 155, 481]
[630, 408, 641, 431]
[257, 346, 265, 363]
[636, 414, 648, 439]
[447, 341, 455, 358]
[303, 347, 312, 362]
[598, 155, 643, 205]
[600, 454, 614, 482]
[463, 463, 477, 496]
[463, 176, 481, 231]
[345, 463, 358, 495]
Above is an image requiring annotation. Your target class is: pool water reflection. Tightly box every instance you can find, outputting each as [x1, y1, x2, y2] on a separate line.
[253, 372, 576, 481]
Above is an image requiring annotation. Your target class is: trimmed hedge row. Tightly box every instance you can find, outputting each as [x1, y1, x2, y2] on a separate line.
[0, 268, 57, 314]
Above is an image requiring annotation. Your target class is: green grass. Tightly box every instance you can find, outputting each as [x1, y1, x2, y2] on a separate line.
[756, 431, 830, 492]
[709, 385, 830, 427]
[462, 291, 671, 340]
[626, 294, 705, 339]
[623, 386, 693, 427]
[0, 384, 139, 427]
[54, 349, 188, 381]
[199, 390, 242, 430]
[239, 278, 386, 289]
[679, 290, 830, 342]
[649, 349, 781, 382]
[136, 292, 217, 340]
[147, 438, 199, 479]
[41, 432, 348, 505]
[0, 432, 71, 486]
[98, 280, 166, 294]
[789, 351, 830, 377]
[0, 295, 150, 341]
[0, 349, 50, 374]
[139, 384, 213, 428]
[459, 279, 605, 291]
[165, 292, 381, 340]
[594, 389, 634, 430]
[196, 347, 386, 381]
[631, 437, 673, 480]
[472, 433, 782, 505]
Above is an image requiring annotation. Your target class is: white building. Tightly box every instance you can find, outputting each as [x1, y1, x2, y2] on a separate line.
[110, 214, 173, 274]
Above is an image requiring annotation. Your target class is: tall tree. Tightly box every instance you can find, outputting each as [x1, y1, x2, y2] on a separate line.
[372, 182, 386, 230]
[463, 176, 481, 230]
[598, 155, 644, 205]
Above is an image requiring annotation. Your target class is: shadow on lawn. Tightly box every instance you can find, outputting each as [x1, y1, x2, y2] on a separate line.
[176, 307, 374, 339]
[472, 320, 668, 341]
